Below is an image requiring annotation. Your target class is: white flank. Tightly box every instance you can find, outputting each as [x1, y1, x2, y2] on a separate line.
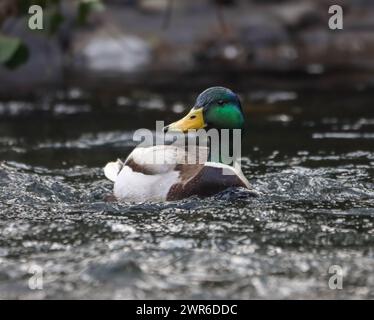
[113, 166, 180, 202]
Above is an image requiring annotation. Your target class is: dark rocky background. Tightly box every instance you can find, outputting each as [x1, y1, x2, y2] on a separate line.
[1, 0, 374, 96]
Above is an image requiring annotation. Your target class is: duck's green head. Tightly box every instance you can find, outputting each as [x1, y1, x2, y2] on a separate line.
[165, 87, 244, 132]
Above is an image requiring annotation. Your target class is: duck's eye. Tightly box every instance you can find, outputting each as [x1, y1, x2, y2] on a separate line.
[190, 115, 196, 119]
[217, 100, 224, 105]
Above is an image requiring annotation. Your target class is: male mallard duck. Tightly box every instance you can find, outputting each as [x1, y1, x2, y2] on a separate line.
[104, 87, 253, 202]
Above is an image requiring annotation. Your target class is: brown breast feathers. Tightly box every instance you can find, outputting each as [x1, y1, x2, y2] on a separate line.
[167, 164, 248, 201]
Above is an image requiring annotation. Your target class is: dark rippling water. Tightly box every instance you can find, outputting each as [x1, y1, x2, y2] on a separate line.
[0, 88, 373, 299]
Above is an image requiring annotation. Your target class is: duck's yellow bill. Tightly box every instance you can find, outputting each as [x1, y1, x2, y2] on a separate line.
[166, 108, 205, 132]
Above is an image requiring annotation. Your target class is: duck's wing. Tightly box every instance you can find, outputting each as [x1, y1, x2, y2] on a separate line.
[104, 147, 176, 183]
[124, 145, 209, 174]
[104, 144, 209, 183]
[124, 145, 185, 174]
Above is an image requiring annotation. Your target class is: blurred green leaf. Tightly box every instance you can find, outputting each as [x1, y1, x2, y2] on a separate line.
[0, 35, 22, 64]
[0, 35, 29, 69]
[77, 0, 104, 25]
[0, 0, 104, 70]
